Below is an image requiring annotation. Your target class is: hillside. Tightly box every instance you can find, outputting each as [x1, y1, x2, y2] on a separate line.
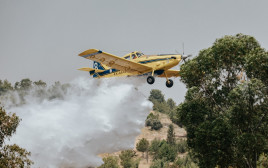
[100, 111, 187, 168]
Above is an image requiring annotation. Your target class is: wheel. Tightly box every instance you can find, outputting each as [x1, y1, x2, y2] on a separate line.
[166, 79, 173, 88]
[147, 76, 155, 84]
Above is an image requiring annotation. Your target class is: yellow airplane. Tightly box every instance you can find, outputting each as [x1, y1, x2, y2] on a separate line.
[78, 49, 190, 88]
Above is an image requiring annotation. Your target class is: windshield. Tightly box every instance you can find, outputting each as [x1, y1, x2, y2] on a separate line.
[136, 52, 144, 57]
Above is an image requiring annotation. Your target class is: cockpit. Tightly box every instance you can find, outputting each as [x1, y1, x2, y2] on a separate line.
[123, 51, 144, 60]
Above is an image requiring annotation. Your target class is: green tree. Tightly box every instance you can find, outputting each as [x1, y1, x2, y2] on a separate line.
[149, 140, 176, 162]
[158, 141, 176, 162]
[150, 159, 169, 168]
[33, 80, 47, 87]
[14, 78, 32, 90]
[0, 106, 33, 167]
[0, 80, 13, 95]
[176, 34, 268, 168]
[166, 98, 176, 110]
[149, 89, 165, 103]
[146, 113, 163, 131]
[119, 150, 139, 168]
[136, 138, 149, 158]
[166, 124, 175, 145]
[149, 138, 162, 160]
[98, 156, 119, 168]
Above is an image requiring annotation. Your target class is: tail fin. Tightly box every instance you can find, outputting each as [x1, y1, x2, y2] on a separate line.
[93, 61, 108, 70]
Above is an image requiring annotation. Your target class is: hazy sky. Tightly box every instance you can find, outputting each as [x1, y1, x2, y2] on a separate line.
[1, 0, 268, 103]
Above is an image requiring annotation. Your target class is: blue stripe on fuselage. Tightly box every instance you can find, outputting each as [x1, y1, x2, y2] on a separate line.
[138, 58, 171, 64]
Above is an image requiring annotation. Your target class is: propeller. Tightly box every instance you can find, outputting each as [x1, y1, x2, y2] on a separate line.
[181, 54, 192, 62]
[175, 43, 193, 62]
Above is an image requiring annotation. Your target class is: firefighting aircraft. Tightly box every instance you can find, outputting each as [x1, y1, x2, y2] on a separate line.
[78, 49, 191, 88]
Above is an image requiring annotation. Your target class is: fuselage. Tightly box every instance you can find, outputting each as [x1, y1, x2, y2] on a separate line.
[93, 51, 181, 78]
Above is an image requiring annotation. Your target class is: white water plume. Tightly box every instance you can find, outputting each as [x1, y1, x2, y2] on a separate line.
[5, 77, 152, 168]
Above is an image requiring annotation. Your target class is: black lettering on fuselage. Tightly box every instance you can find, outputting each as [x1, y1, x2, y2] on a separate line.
[113, 71, 126, 75]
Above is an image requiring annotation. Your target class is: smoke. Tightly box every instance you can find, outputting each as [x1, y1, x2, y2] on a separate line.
[5, 77, 152, 168]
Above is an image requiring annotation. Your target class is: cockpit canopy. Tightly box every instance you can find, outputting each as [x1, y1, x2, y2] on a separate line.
[123, 51, 144, 60]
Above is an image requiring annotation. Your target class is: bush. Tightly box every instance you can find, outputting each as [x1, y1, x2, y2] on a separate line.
[136, 138, 149, 157]
[174, 155, 198, 168]
[146, 113, 163, 130]
[158, 142, 176, 162]
[98, 156, 119, 168]
[149, 140, 176, 162]
[176, 140, 187, 154]
[149, 139, 162, 159]
[119, 150, 140, 168]
[150, 159, 169, 168]
[151, 120, 163, 130]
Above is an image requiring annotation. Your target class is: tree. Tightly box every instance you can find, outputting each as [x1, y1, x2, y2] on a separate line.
[166, 98, 176, 110]
[0, 80, 13, 95]
[158, 141, 176, 162]
[136, 138, 149, 158]
[14, 78, 32, 90]
[33, 80, 47, 87]
[98, 156, 119, 168]
[119, 150, 139, 168]
[0, 106, 33, 167]
[149, 140, 176, 162]
[150, 159, 169, 168]
[149, 138, 162, 160]
[145, 113, 163, 131]
[149, 89, 165, 104]
[166, 124, 175, 145]
[176, 34, 268, 168]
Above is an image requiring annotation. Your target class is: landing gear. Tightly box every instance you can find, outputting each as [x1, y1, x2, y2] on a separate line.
[147, 76, 155, 84]
[166, 79, 173, 88]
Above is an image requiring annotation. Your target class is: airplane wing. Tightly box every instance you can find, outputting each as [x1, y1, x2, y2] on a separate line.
[78, 49, 152, 74]
[158, 69, 180, 78]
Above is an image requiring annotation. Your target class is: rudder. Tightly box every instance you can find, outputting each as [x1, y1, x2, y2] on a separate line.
[93, 61, 107, 70]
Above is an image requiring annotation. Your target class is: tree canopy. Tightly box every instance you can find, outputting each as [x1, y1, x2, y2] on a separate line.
[176, 34, 268, 168]
[0, 106, 33, 167]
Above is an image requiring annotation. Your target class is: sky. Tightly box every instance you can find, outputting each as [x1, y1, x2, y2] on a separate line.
[1, 0, 268, 103]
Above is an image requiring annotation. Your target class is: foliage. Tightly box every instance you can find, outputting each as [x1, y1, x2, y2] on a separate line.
[149, 89, 165, 104]
[136, 138, 149, 157]
[98, 156, 119, 168]
[150, 158, 170, 168]
[0, 107, 20, 146]
[119, 150, 139, 168]
[14, 78, 32, 90]
[0, 78, 71, 107]
[0, 106, 33, 167]
[0, 144, 33, 168]
[151, 120, 163, 131]
[166, 124, 175, 145]
[146, 113, 163, 131]
[33, 80, 47, 87]
[149, 138, 162, 159]
[149, 139, 176, 162]
[166, 98, 176, 110]
[158, 141, 176, 162]
[245, 48, 268, 85]
[175, 140, 187, 154]
[257, 153, 268, 168]
[149, 89, 172, 114]
[174, 155, 198, 168]
[0, 80, 13, 96]
[176, 34, 268, 168]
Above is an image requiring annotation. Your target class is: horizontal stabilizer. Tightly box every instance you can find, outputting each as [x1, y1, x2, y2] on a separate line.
[78, 67, 105, 73]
